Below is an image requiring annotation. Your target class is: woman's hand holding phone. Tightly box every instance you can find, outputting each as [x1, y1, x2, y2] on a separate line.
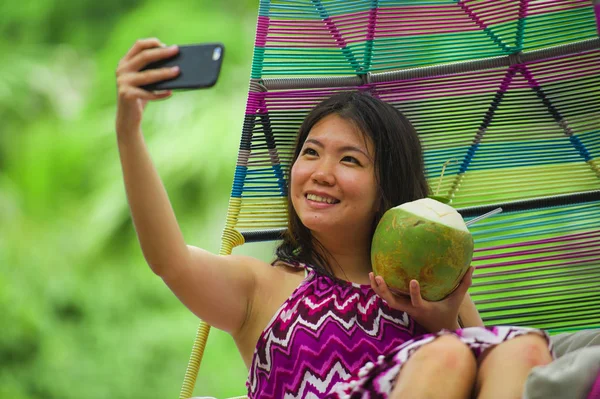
[115, 38, 180, 138]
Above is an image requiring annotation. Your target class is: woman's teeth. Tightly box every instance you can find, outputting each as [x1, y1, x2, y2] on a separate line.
[307, 194, 338, 204]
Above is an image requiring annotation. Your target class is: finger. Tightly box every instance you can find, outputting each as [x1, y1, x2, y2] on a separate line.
[369, 272, 377, 291]
[122, 38, 165, 62]
[118, 86, 172, 102]
[127, 45, 179, 73]
[148, 90, 173, 100]
[117, 45, 179, 77]
[375, 276, 411, 310]
[126, 66, 180, 89]
[409, 280, 424, 307]
[370, 273, 386, 297]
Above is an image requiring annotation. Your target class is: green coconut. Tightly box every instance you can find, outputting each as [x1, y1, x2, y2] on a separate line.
[371, 198, 474, 301]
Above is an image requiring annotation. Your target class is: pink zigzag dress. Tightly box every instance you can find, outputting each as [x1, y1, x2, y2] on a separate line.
[246, 262, 552, 398]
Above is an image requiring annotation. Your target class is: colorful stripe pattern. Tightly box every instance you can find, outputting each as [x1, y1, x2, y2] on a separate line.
[467, 199, 600, 331]
[224, 0, 600, 330]
[251, 0, 597, 77]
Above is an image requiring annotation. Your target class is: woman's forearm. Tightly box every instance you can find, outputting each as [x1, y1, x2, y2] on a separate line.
[117, 130, 190, 277]
[458, 293, 484, 327]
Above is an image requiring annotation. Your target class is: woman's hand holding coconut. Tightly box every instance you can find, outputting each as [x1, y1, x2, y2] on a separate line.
[369, 266, 474, 332]
[369, 197, 479, 332]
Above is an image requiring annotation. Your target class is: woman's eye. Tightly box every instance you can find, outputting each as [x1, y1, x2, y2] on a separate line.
[302, 148, 318, 156]
[342, 156, 361, 165]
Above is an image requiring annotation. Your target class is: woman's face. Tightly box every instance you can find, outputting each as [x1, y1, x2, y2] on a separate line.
[290, 113, 379, 239]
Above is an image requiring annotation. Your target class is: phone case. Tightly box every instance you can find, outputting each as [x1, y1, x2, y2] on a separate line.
[141, 43, 224, 91]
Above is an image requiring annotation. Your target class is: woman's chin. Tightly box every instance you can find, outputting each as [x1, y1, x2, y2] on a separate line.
[302, 219, 336, 235]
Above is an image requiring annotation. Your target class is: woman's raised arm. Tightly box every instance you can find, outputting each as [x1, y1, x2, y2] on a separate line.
[115, 38, 260, 335]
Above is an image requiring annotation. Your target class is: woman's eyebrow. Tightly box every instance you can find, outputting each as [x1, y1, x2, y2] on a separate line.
[339, 145, 369, 158]
[304, 138, 323, 147]
[305, 138, 370, 158]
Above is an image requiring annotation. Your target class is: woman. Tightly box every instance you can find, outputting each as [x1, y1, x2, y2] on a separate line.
[116, 38, 553, 399]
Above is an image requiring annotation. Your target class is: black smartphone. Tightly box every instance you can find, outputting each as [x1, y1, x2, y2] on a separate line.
[141, 43, 224, 91]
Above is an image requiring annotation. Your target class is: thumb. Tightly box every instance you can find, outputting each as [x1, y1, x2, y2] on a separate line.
[409, 280, 425, 307]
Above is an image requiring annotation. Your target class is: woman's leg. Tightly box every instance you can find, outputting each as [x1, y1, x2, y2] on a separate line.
[390, 335, 477, 399]
[475, 333, 552, 399]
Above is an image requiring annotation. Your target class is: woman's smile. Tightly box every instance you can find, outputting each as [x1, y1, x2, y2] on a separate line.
[305, 192, 340, 208]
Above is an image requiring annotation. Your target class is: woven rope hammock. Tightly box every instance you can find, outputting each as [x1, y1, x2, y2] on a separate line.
[179, 1, 600, 397]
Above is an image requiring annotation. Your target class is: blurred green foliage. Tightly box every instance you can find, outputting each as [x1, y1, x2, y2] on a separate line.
[0, 0, 273, 397]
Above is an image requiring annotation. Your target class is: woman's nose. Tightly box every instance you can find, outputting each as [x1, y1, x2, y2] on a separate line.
[311, 163, 335, 186]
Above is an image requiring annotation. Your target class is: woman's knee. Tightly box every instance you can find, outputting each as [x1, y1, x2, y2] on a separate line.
[510, 334, 553, 367]
[414, 335, 476, 371]
[482, 333, 552, 369]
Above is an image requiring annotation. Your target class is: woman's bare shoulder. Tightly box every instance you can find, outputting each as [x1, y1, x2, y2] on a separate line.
[225, 255, 305, 294]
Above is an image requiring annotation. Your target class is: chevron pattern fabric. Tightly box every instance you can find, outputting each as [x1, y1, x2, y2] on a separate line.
[247, 264, 427, 398]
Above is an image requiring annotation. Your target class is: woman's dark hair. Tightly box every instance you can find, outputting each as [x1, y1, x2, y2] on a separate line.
[275, 91, 430, 278]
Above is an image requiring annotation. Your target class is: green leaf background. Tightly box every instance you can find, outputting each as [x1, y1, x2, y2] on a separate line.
[0, 1, 277, 397]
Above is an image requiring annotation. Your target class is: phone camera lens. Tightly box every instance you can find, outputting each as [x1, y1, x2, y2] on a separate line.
[212, 47, 222, 61]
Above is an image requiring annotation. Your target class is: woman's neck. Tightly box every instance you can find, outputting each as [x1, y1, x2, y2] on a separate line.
[311, 233, 373, 285]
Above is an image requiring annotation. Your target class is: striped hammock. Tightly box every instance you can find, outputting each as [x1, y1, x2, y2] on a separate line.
[180, 1, 600, 397]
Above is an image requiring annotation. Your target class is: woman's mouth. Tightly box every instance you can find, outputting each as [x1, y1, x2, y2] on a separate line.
[306, 193, 340, 205]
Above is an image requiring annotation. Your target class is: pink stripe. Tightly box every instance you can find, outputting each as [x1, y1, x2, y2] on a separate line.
[526, 68, 600, 86]
[263, 1, 592, 46]
[265, 71, 522, 102]
[379, 8, 467, 16]
[463, 3, 519, 19]
[473, 240, 600, 262]
[268, 28, 344, 34]
[323, 17, 347, 48]
[255, 16, 269, 47]
[527, 0, 590, 13]
[374, 29, 479, 38]
[265, 89, 341, 98]
[474, 230, 600, 253]
[526, 48, 599, 66]
[268, 20, 332, 27]
[596, 4, 600, 35]
[263, 43, 341, 48]
[375, 20, 475, 28]
[322, 5, 463, 25]
[474, 249, 600, 269]
[520, 65, 541, 88]
[381, 5, 467, 13]
[458, 0, 489, 29]
[528, 56, 600, 74]
[460, 0, 498, 5]
[476, 257, 600, 272]
[245, 92, 267, 114]
[366, 8, 376, 42]
[267, 36, 349, 43]
[520, 0, 530, 19]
